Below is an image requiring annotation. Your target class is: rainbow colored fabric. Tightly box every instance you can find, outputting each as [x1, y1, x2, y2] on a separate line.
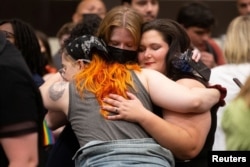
[43, 120, 55, 146]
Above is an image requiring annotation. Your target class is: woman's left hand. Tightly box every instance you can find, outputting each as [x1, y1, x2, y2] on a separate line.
[102, 92, 149, 122]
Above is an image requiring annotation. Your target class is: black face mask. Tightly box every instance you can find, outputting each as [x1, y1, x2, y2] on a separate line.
[107, 46, 138, 64]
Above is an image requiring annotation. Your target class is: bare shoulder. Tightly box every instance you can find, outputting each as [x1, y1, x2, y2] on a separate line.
[48, 81, 69, 101]
[140, 68, 160, 74]
[139, 68, 167, 80]
[42, 81, 69, 113]
[134, 69, 148, 91]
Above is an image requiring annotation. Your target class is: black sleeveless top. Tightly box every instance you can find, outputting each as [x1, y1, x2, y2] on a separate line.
[174, 106, 217, 167]
[153, 73, 217, 167]
[152, 104, 217, 167]
[0, 34, 45, 167]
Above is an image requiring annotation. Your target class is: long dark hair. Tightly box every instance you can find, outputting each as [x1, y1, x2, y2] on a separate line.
[0, 19, 44, 76]
[141, 19, 191, 78]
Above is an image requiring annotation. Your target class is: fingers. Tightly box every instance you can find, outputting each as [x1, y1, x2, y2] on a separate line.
[108, 93, 125, 101]
[126, 91, 136, 100]
[102, 105, 117, 113]
[102, 105, 121, 120]
[102, 105, 120, 115]
[103, 96, 119, 106]
[104, 92, 136, 101]
[103, 93, 128, 106]
[192, 48, 201, 62]
[114, 107, 119, 114]
[106, 114, 121, 120]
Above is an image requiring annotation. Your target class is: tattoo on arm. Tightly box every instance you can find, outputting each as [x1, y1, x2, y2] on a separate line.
[49, 82, 67, 101]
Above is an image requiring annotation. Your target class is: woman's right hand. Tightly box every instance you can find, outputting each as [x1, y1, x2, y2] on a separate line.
[102, 92, 150, 123]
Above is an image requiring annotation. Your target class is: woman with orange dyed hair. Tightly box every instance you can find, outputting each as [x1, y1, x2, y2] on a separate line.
[40, 6, 221, 167]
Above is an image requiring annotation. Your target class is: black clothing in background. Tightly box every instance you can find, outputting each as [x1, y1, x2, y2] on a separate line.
[0, 33, 45, 167]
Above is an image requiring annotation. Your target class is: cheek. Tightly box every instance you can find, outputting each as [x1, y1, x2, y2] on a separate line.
[63, 66, 75, 81]
[153, 6, 159, 13]
[155, 51, 167, 70]
[155, 49, 167, 62]
[188, 34, 199, 44]
[63, 72, 73, 81]
[133, 6, 144, 13]
[186, 30, 196, 40]
[155, 60, 167, 74]
[137, 53, 144, 64]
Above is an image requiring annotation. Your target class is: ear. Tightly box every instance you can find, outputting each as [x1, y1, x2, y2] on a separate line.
[76, 60, 86, 70]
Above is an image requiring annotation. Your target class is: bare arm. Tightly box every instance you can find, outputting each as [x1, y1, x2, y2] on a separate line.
[0, 133, 38, 167]
[45, 110, 68, 130]
[39, 72, 69, 129]
[103, 78, 212, 159]
[139, 69, 220, 113]
[136, 79, 211, 159]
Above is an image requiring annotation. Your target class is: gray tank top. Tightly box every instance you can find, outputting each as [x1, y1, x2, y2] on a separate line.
[68, 70, 152, 147]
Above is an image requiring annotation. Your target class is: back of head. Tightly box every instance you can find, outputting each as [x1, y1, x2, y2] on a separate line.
[224, 15, 250, 64]
[63, 14, 102, 63]
[0, 18, 44, 76]
[64, 34, 109, 62]
[56, 22, 75, 40]
[56, 22, 75, 49]
[97, 5, 143, 47]
[176, 1, 215, 29]
[72, 34, 140, 117]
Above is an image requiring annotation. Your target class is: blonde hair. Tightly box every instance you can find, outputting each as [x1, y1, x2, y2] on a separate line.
[97, 5, 143, 48]
[236, 75, 250, 108]
[224, 15, 250, 64]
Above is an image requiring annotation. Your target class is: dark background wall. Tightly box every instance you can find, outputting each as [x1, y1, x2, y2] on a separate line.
[0, 0, 238, 38]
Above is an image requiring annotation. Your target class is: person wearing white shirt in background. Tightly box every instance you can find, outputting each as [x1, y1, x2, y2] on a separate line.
[210, 15, 250, 150]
